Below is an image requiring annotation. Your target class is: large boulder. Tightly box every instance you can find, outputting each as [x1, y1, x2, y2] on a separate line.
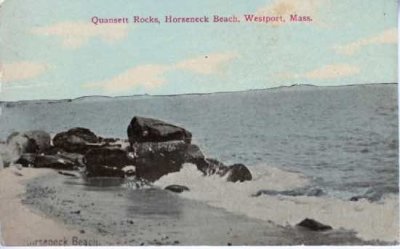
[127, 116, 192, 144]
[132, 141, 192, 181]
[53, 127, 101, 153]
[84, 147, 135, 177]
[24, 130, 51, 152]
[7, 132, 39, 155]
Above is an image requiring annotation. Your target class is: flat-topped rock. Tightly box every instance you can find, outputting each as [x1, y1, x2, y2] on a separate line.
[53, 127, 100, 153]
[127, 116, 192, 144]
[165, 184, 190, 193]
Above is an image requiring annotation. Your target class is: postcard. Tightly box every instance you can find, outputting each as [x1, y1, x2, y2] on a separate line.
[0, 0, 398, 246]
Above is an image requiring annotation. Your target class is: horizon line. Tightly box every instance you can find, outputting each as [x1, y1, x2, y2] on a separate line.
[0, 82, 397, 103]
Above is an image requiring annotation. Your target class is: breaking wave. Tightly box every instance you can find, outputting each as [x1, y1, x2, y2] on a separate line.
[155, 163, 399, 243]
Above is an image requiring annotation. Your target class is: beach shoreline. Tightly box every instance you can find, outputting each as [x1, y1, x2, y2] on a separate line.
[0, 167, 102, 246]
[0, 166, 389, 246]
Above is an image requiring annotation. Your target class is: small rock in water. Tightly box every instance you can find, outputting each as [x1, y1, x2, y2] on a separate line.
[350, 196, 361, 201]
[80, 230, 85, 234]
[58, 171, 79, 177]
[349, 189, 383, 202]
[297, 218, 332, 231]
[165, 184, 189, 193]
[226, 163, 252, 182]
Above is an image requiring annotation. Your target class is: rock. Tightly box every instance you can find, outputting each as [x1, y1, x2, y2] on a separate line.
[57, 152, 85, 167]
[349, 189, 383, 202]
[253, 187, 324, 197]
[53, 127, 101, 153]
[194, 158, 229, 176]
[34, 155, 75, 170]
[350, 196, 361, 201]
[101, 138, 131, 151]
[58, 171, 80, 177]
[297, 218, 332, 231]
[127, 116, 192, 144]
[41, 146, 64, 155]
[184, 144, 205, 163]
[226, 163, 252, 182]
[24, 130, 51, 152]
[132, 141, 190, 181]
[15, 153, 37, 167]
[7, 132, 39, 155]
[165, 185, 190, 193]
[192, 158, 252, 183]
[5, 130, 50, 154]
[6, 132, 20, 143]
[84, 147, 135, 177]
[71, 210, 81, 215]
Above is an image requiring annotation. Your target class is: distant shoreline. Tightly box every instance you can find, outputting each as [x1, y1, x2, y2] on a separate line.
[1, 82, 397, 104]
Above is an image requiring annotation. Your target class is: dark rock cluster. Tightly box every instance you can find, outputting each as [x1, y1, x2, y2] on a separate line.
[6, 116, 253, 184]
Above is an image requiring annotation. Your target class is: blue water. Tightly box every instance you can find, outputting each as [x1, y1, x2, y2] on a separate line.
[1, 84, 398, 199]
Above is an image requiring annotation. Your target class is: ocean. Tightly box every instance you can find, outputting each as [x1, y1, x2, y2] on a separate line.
[0, 83, 398, 242]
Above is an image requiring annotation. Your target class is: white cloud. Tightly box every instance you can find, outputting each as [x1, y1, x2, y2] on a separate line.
[83, 52, 238, 93]
[1, 62, 48, 83]
[85, 65, 170, 92]
[302, 64, 360, 79]
[334, 28, 397, 55]
[32, 21, 128, 49]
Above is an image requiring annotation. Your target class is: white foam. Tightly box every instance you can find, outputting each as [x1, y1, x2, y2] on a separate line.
[155, 163, 399, 242]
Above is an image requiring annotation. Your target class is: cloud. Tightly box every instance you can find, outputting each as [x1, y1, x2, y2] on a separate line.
[256, 0, 328, 25]
[32, 21, 128, 49]
[85, 65, 170, 92]
[302, 64, 360, 79]
[1, 62, 48, 83]
[334, 28, 397, 55]
[83, 52, 238, 93]
[279, 64, 360, 80]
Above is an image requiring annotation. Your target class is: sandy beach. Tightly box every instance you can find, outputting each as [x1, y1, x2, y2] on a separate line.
[0, 166, 383, 246]
[0, 167, 104, 246]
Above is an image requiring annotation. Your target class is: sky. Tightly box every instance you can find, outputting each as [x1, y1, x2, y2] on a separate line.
[0, 0, 397, 101]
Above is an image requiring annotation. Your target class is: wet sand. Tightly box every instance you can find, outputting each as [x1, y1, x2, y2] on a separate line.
[6, 168, 383, 246]
[0, 167, 104, 246]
